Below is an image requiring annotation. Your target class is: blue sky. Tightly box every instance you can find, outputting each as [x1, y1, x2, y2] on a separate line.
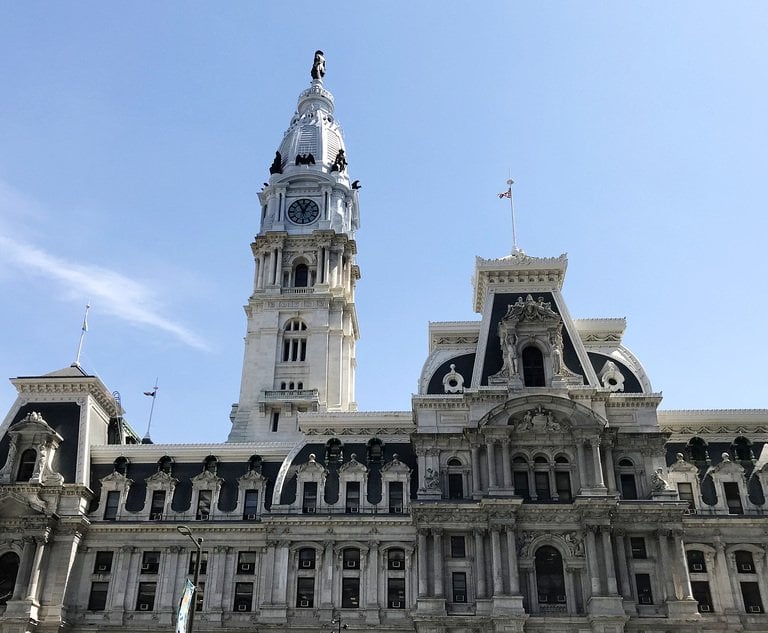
[1, 3, 766, 443]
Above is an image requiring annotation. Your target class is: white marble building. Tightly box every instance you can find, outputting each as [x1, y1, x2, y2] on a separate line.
[1, 52, 767, 633]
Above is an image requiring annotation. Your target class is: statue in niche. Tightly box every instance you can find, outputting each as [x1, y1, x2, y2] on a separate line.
[550, 329, 564, 375]
[311, 50, 326, 80]
[269, 151, 283, 175]
[330, 149, 347, 172]
[424, 467, 440, 490]
[501, 329, 519, 376]
[650, 467, 670, 492]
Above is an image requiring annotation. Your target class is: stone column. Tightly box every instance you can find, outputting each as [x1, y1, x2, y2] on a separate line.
[506, 527, 520, 594]
[471, 446, 482, 496]
[527, 568, 537, 613]
[490, 528, 503, 596]
[121, 546, 139, 611]
[25, 532, 49, 603]
[585, 527, 601, 595]
[417, 530, 428, 598]
[272, 541, 289, 605]
[12, 537, 36, 600]
[416, 449, 426, 492]
[205, 546, 226, 614]
[501, 441, 513, 490]
[713, 540, 735, 610]
[432, 529, 444, 598]
[656, 530, 676, 601]
[316, 247, 323, 284]
[474, 529, 487, 599]
[614, 530, 632, 600]
[274, 246, 283, 286]
[320, 541, 334, 607]
[601, 526, 618, 594]
[590, 439, 605, 488]
[673, 530, 693, 600]
[486, 441, 497, 490]
[159, 545, 181, 609]
[603, 445, 617, 493]
[576, 441, 587, 489]
[366, 540, 379, 609]
[564, 565, 577, 614]
[259, 542, 276, 606]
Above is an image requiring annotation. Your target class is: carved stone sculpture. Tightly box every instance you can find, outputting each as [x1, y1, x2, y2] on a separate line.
[311, 50, 326, 80]
[424, 467, 440, 490]
[268, 151, 283, 175]
[330, 149, 347, 172]
[650, 467, 670, 492]
[442, 364, 464, 393]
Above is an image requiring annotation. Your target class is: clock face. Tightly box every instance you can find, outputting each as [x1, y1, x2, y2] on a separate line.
[287, 199, 319, 225]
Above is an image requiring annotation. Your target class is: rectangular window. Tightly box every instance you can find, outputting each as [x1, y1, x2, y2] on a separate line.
[282, 340, 290, 362]
[534, 472, 551, 501]
[388, 482, 404, 513]
[104, 491, 120, 520]
[452, 572, 467, 603]
[450, 536, 466, 558]
[341, 578, 360, 609]
[299, 339, 306, 361]
[630, 538, 647, 559]
[692, 581, 714, 612]
[448, 473, 463, 499]
[195, 582, 205, 611]
[302, 482, 317, 513]
[188, 550, 208, 575]
[296, 577, 314, 608]
[514, 472, 530, 500]
[197, 490, 212, 519]
[555, 472, 572, 502]
[346, 481, 360, 513]
[233, 582, 253, 612]
[237, 551, 257, 575]
[136, 582, 156, 611]
[741, 582, 764, 613]
[620, 473, 638, 500]
[387, 578, 405, 609]
[635, 573, 653, 605]
[271, 411, 279, 432]
[94, 551, 114, 573]
[343, 548, 360, 569]
[677, 482, 694, 509]
[141, 551, 160, 574]
[150, 491, 165, 519]
[243, 490, 259, 519]
[724, 482, 744, 514]
[88, 581, 109, 611]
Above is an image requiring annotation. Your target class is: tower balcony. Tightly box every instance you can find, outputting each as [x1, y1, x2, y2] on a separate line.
[261, 389, 319, 403]
[281, 287, 315, 295]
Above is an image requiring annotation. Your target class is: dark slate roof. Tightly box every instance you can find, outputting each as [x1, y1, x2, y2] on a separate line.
[587, 352, 643, 393]
[426, 353, 476, 395]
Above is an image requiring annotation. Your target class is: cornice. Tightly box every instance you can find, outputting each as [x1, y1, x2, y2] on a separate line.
[12, 377, 118, 417]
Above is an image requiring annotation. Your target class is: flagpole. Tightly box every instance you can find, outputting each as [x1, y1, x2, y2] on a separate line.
[507, 178, 519, 254]
[144, 378, 158, 440]
[73, 304, 90, 367]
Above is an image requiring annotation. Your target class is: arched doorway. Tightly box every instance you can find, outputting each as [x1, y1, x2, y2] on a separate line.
[535, 545, 566, 612]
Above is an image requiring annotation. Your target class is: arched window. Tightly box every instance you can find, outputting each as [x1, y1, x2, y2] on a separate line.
[617, 458, 638, 500]
[367, 438, 383, 463]
[533, 455, 551, 501]
[387, 548, 405, 570]
[554, 454, 572, 502]
[158, 456, 173, 474]
[522, 347, 545, 386]
[343, 548, 360, 569]
[113, 457, 129, 476]
[204, 456, 218, 474]
[732, 437, 754, 462]
[298, 548, 316, 569]
[16, 449, 36, 481]
[687, 437, 709, 463]
[283, 319, 308, 362]
[535, 546, 566, 609]
[446, 458, 464, 499]
[0, 552, 20, 605]
[326, 438, 343, 464]
[512, 456, 530, 500]
[294, 263, 309, 287]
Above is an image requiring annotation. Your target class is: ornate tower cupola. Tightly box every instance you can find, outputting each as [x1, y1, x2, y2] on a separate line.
[229, 52, 361, 442]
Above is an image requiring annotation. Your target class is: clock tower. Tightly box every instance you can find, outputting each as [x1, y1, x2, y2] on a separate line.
[228, 52, 361, 442]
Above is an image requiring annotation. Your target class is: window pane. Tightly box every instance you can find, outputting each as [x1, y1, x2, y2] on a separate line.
[150, 491, 165, 518]
[555, 472, 571, 502]
[94, 551, 114, 573]
[387, 549, 404, 570]
[296, 577, 314, 607]
[389, 482, 403, 513]
[687, 550, 706, 573]
[514, 472, 530, 500]
[136, 582, 156, 611]
[630, 538, 647, 559]
[534, 472, 551, 501]
[88, 582, 109, 611]
[104, 491, 120, 520]
[450, 536, 466, 558]
[636, 573, 653, 604]
[234, 582, 253, 612]
[677, 482, 694, 508]
[237, 551, 257, 574]
[197, 490, 212, 518]
[620, 474, 638, 500]
[448, 473, 463, 499]
[298, 548, 315, 569]
[188, 551, 208, 575]
[343, 548, 360, 569]
[303, 482, 317, 513]
[724, 482, 743, 514]
[346, 482, 360, 513]
[452, 572, 467, 603]
[243, 490, 259, 518]
[692, 581, 713, 612]
[741, 582, 764, 613]
[341, 578, 359, 608]
[387, 577, 405, 609]
[735, 550, 755, 573]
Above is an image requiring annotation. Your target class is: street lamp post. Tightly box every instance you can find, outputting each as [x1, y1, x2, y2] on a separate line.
[177, 525, 203, 633]
[329, 615, 348, 633]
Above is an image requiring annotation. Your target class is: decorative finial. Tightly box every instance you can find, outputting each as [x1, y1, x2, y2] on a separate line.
[311, 50, 325, 81]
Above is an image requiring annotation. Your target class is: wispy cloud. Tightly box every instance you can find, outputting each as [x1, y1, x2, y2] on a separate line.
[0, 233, 208, 350]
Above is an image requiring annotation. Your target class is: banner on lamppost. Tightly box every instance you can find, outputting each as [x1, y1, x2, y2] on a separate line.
[176, 579, 195, 633]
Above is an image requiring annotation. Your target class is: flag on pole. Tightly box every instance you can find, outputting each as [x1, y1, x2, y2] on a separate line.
[144, 388, 157, 397]
[176, 579, 195, 633]
[498, 188, 512, 199]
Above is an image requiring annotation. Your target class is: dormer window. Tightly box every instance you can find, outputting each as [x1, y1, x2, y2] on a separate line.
[522, 347, 545, 386]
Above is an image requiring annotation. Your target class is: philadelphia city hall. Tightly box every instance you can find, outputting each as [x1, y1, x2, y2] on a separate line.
[1, 53, 767, 633]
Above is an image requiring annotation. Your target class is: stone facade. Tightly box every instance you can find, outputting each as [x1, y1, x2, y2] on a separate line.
[0, 55, 767, 633]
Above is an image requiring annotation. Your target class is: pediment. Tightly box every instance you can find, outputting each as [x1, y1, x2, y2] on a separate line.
[0, 490, 48, 518]
[145, 470, 179, 487]
[479, 395, 606, 432]
[381, 456, 410, 475]
[296, 455, 327, 476]
[338, 457, 367, 475]
[238, 470, 267, 486]
[10, 412, 63, 443]
[669, 455, 699, 474]
[708, 456, 745, 477]
[101, 471, 133, 486]
[191, 470, 224, 486]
